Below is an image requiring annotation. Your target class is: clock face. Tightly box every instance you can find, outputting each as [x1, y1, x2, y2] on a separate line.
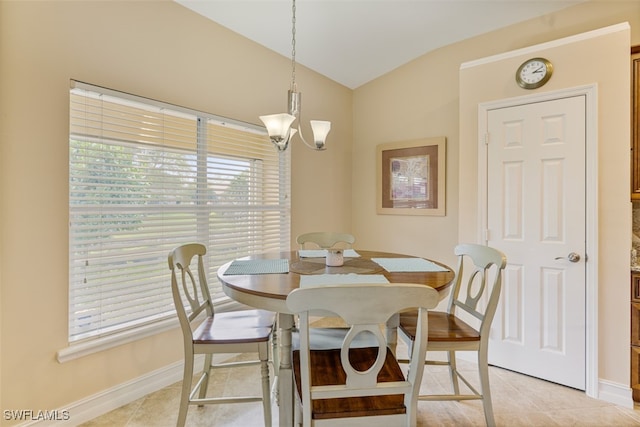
[516, 58, 553, 89]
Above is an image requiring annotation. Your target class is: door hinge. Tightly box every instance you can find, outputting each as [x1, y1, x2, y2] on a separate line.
[484, 133, 490, 145]
[485, 229, 491, 241]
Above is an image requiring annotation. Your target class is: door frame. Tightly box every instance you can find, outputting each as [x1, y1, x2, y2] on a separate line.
[477, 84, 598, 398]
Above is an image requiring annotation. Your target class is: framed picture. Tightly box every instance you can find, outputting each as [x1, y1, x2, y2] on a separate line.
[376, 137, 446, 216]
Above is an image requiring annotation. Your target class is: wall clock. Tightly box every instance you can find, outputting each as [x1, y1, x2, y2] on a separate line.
[515, 57, 553, 89]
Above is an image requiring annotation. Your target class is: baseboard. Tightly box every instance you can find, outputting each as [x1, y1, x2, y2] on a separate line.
[598, 378, 635, 408]
[17, 355, 206, 427]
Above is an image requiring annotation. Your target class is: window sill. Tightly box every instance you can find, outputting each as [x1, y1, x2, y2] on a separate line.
[57, 317, 180, 363]
[57, 299, 247, 363]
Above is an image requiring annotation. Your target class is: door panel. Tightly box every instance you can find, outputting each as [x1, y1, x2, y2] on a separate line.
[486, 96, 586, 390]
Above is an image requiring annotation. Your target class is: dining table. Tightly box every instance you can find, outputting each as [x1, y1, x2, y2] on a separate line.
[217, 249, 454, 427]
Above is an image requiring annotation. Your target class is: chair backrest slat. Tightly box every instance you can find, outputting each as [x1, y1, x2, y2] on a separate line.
[288, 283, 439, 424]
[168, 243, 214, 341]
[296, 232, 355, 249]
[448, 244, 507, 332]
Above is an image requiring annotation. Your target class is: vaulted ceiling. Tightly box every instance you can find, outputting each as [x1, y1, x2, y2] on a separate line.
[176, 0, 583, 89]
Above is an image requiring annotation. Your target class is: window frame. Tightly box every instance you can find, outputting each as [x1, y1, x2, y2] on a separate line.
[59, 81, 290, 361]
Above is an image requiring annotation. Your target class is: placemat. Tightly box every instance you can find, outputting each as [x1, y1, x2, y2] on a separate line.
[298, 249, 360, 258]
[224, 259, 289, 275]
[290, 257, 384, 275]
[299, 273, 389, 288]
[371, 257, 449, 272]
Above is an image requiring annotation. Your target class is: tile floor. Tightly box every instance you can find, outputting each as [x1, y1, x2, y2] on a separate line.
[81, 350, 640, 427]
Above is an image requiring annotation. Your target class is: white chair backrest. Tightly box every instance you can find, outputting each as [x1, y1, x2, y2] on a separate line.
[168, 243, 213, 340]
[448, 243, 507, 336]
[296, 232, 355, 249]
[287, 283, 439, 422]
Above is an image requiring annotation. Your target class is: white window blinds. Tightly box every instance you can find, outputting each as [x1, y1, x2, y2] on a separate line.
[68, 81, 291, 343]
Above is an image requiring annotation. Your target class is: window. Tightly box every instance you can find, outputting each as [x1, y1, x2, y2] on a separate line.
[68, 81, 290, 343]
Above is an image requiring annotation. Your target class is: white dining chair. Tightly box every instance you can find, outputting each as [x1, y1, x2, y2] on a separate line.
[296, 232, 355, 249]
[397, 243, 507, 427]
[287, 283, 440, 426]
[168, 243, 276, 427]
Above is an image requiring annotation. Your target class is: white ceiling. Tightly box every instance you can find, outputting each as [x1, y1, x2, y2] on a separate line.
[176, 0, 583, 89]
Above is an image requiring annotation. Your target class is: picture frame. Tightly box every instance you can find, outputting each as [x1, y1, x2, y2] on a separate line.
[376, 137, 446, 216]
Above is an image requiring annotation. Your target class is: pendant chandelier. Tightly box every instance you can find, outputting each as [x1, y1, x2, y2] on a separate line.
[259, 0, 331, 152]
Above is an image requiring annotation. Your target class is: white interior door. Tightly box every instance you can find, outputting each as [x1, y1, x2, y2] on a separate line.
[485, 95, 586, 390]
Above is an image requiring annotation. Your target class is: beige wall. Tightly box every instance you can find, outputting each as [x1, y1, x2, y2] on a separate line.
[458, 19, 633, 389]
[352, 42, 462, 267]
[0, 0, 351, 420]
[353, 0, 640, 401]
[353, 0, 640, 265]
[2, 0, 640, 421]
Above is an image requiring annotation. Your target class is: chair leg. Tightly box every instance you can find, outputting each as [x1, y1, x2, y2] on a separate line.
[177, 353, 194, 427]
[293, 390, 302, 427]
[272, 321, 280, 377]
[272, 327, 280, 405]
[448, 350, 460, 396]
[478, 350, 496, 427]
[260, 346, 272, 427]
[198, 353, 212, 401]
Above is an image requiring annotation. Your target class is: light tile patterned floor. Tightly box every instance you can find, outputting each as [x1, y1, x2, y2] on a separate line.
[81, 351, 640, 427]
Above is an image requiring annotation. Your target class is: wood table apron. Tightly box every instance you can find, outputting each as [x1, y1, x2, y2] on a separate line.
[217, 250, 454, 427]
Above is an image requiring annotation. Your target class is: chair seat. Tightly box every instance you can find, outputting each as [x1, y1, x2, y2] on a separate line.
[292, 346, 406, 420]
[399, 310, 480, 342]
[193, 309, 275, 344]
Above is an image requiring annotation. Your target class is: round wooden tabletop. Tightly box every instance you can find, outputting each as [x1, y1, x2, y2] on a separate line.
[217, 250, 455, 313]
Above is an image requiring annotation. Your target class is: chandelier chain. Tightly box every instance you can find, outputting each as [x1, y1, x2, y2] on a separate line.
[291, 0, 297, 90]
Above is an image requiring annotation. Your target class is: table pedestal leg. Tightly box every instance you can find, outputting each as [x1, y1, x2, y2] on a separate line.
[387, 313, 399, 356]
[278, 312, 294, 427]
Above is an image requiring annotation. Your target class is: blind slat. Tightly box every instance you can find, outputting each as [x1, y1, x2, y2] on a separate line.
[69, 82, 290, 343]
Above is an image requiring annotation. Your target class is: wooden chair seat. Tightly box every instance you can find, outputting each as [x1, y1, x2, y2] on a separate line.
[292, 346, 406, 420]
[399, 311, 480, 342]
[193, 309, 275, 344]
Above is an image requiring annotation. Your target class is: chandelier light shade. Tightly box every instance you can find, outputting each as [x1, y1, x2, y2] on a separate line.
[259, 113, 297, 151]
[310, 120, 331, 149]
[260, 0, 331, 152]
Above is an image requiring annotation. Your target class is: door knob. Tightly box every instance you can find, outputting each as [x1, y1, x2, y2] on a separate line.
[554, 252, 581, 263]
